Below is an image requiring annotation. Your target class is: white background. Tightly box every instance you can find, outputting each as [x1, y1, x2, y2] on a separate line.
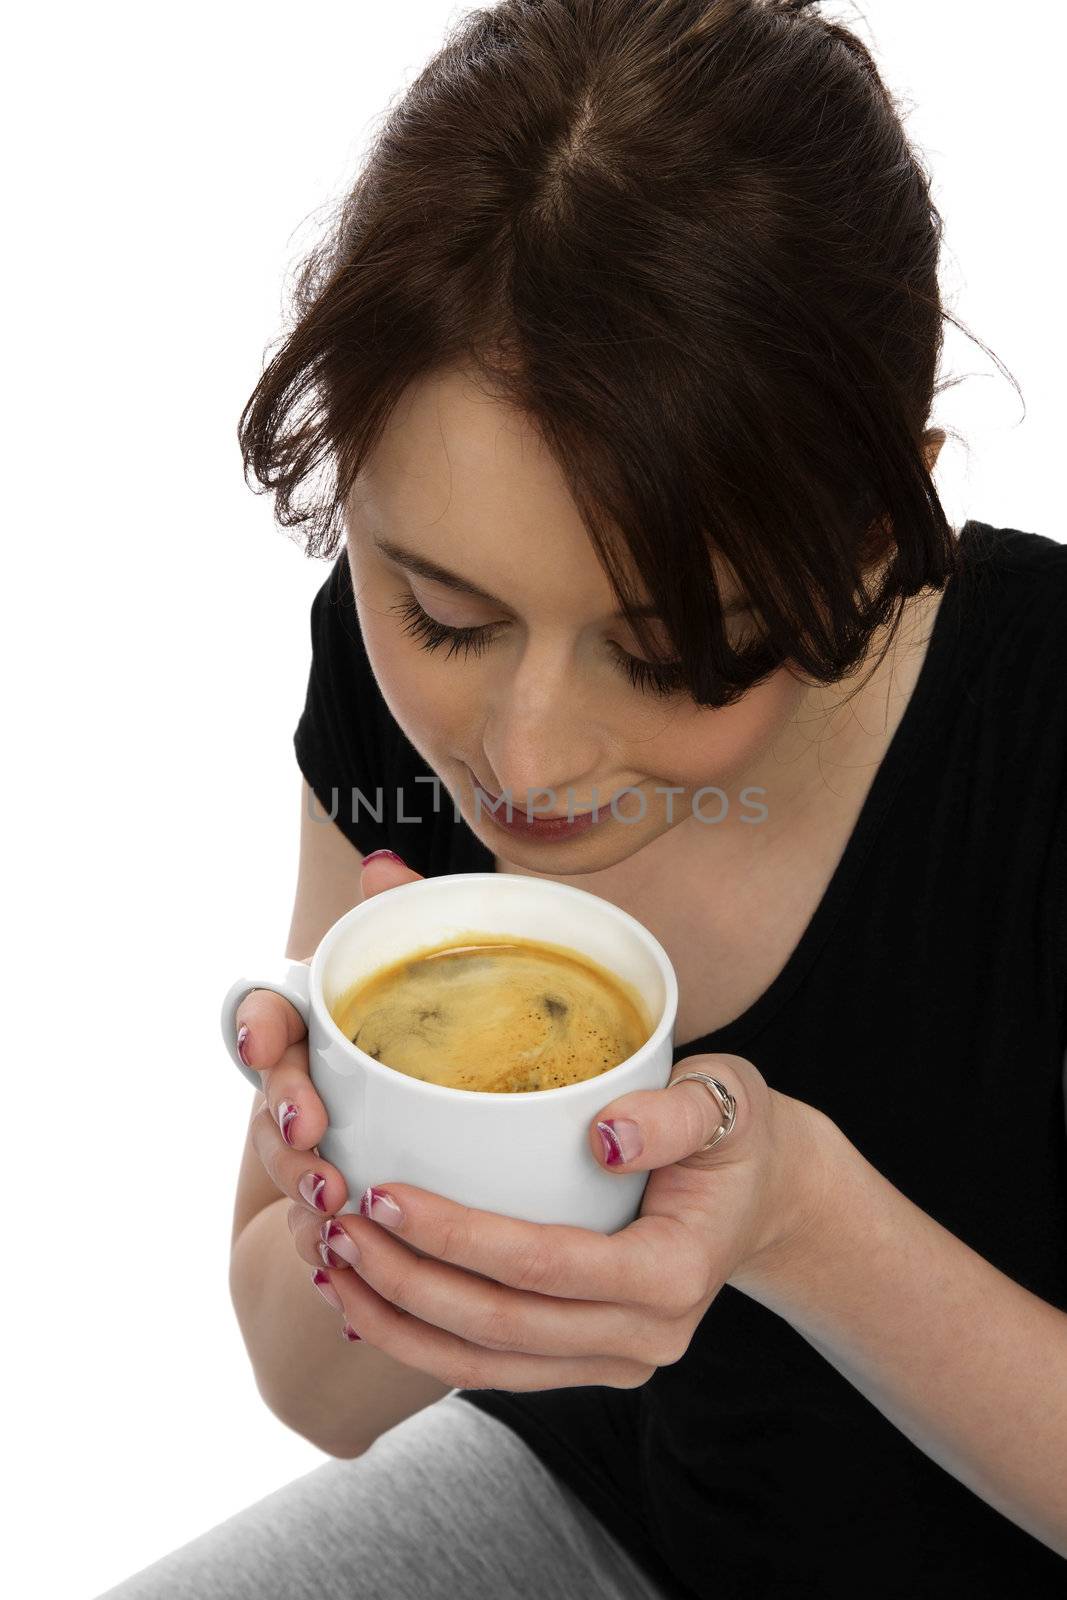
[4, 3, 1062, 1595]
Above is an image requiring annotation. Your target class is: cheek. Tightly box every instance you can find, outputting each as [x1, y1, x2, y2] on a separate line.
[647, 670, 804, 789]
[355, 596, 476, 758]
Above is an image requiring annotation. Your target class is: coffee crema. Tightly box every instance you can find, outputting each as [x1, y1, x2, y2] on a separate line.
[329, 933, 653, 1093]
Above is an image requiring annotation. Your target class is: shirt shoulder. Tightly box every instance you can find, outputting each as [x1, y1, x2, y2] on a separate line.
[292, 553, 402, 857]
[950, 521, 1067, 702]
[958, 523, 1067, 1041]
[291, 553, 462, 874]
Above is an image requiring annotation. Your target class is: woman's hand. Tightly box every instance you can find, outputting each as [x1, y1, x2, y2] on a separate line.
[311, 1044, 839, 1390]
[233, 851, 425, 1281]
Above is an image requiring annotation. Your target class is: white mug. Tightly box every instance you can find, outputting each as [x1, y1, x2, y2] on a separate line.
[219, 872, 678, 1234]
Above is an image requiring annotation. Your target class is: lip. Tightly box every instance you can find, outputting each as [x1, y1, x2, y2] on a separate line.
[464, 765, 603, 839]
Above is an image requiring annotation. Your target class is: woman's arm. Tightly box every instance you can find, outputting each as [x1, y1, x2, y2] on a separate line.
[231, 1194, 453, 1457]
[731, 1117, 1067, 1559]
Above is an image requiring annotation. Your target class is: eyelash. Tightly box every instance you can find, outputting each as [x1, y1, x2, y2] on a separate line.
[389, 592, 687, 699]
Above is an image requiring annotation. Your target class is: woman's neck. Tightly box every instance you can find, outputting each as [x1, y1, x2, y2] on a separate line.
[719, 583, 947, 857]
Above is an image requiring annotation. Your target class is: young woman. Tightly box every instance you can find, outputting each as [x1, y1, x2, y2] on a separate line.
[98, 2, 1067, 1596]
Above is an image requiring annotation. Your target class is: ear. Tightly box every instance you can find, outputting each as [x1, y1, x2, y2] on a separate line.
[923, 428, 947, 474]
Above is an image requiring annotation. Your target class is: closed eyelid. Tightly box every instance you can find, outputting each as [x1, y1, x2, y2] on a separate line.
[397, 584, 759, 663]
[405, 579, 748, 635]
[405, 587, 670, 658]
[407, 577, 494, 618]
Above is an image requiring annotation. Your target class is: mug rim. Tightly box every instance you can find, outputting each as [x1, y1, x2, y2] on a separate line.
[308, 871, 679, 1103]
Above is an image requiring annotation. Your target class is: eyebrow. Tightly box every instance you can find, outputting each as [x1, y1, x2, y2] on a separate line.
[372, 535, 750, 619]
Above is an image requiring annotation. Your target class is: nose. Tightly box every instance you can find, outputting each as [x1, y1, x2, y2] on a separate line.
[481, 649, 602, 809]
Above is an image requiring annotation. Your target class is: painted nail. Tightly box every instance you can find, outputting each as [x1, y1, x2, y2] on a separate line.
[360, 1187, 403, 1228]
[322, 1220, 361, 1268]
[319, 1240, 348, 1270]
[596, 1118, 643, 1165]
[278, 1101, 299, 1145]
[341, 1322, 362, 1342]
[311, 1268, 343, 1311]
[361, 849, 407, 867]
[236, 1024, 252, 1067]
[299, 1172, 328, 1212]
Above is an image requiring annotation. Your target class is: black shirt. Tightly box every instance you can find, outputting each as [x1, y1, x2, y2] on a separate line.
[293, 519, 1067, 1598]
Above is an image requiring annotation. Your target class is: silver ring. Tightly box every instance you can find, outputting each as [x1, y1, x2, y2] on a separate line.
[667, 1071, 737, 1153]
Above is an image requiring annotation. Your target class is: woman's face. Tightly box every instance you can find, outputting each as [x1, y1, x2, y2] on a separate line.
[344, 366, 809, 874]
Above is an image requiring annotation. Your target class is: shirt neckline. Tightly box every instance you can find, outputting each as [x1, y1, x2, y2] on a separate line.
[460, 520, 978, 1057]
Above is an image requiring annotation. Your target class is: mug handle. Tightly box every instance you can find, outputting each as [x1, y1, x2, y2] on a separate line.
[220, 960, 313, 1091]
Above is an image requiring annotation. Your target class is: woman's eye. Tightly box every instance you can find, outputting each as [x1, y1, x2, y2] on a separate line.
[390, 590, 688, 697]
[389, 593, 503, 659]
[606, 641, 688, 698]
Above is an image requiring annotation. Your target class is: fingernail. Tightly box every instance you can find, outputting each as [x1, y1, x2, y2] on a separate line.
[311, 1268, 343, 1311]
[319, 1240, 348, 1270]
[322, 1220, 361, 1268]
[360, 1187, 403, 1228]
[299, 1172, 328, 1212]
[341, 1322, 362, 1342]
[278, 1101, 299, 1145]
[236, 1024, 252, 1066]
[361, 849, 407, 867]
[596, 1118, 643, 1165]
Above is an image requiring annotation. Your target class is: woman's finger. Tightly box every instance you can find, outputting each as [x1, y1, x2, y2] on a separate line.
[233, 988, 325, 1142]
[359, 850, 423, 893]
[307, 1209, 686, 1365]
[253, 1033, 332, 1152]
[323, 1263, 657, 1391]
[250, 1082, 349, 1218]
[288, 1201, 359, 1272]
[234, 985, 307, 1077]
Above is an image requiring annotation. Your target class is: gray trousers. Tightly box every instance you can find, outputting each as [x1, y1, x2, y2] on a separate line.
[92, 1392, 671, 1600]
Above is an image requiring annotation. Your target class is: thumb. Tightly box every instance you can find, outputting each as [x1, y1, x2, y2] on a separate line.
[589, 1053, 759, 1175]
[360, 848, 424, 894]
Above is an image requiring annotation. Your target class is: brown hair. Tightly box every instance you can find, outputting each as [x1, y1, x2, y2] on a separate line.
[238, 0, 1014, 708]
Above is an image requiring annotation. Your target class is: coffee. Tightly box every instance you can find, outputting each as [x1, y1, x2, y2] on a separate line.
[329, 932, 653, 1093]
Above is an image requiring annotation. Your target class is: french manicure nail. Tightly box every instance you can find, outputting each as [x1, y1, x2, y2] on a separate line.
[299, 1172, 328, 1212]
[311, 1268, 343, 1311]
[323, 1220, 361, 1268]
[360, 1187, 403, 1228]
[319, 1240, 348, 1270]
[361, 849, 407, 867]
[596, 1118, 643, 1165]
[341, 1322, 362, 1342]
[236, 1024, 252, 1066]
[278, 1101, 299, 1145]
